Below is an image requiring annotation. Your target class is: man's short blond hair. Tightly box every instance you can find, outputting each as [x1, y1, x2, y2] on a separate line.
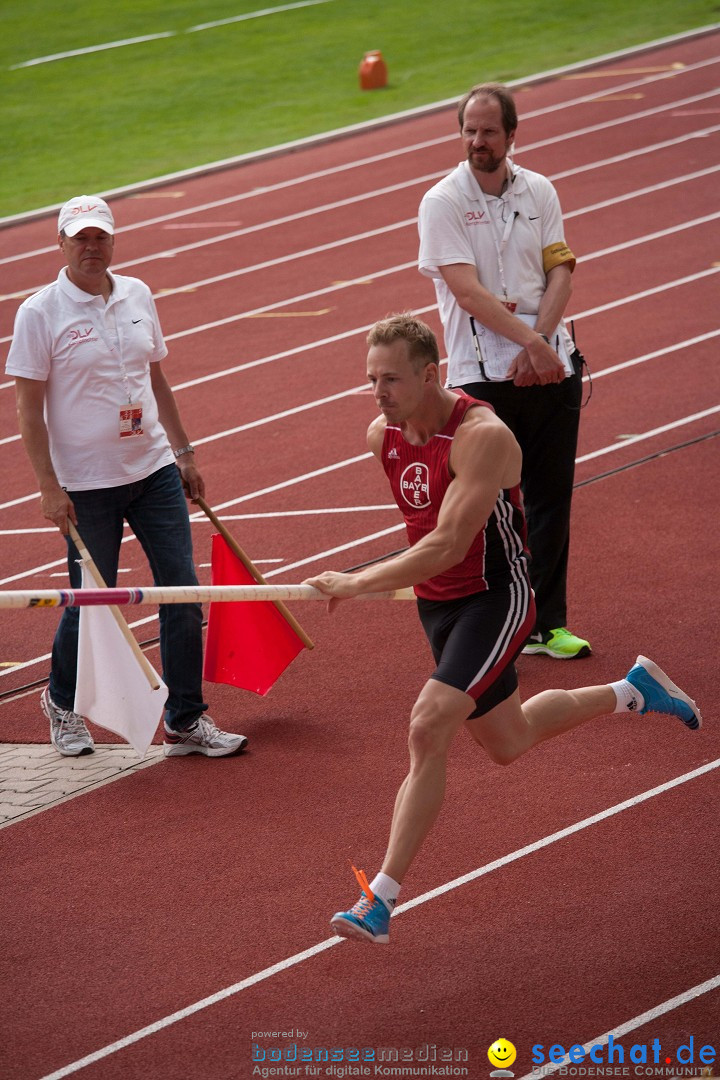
[366, 313, 440, 371]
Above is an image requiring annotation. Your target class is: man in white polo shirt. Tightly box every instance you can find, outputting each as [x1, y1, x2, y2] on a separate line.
[418, 83, 590, 659]
[6, 195, 247, 757]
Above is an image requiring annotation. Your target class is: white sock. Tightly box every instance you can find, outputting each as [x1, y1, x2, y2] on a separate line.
[610, 679, 645, 714]
[370, 873, 401, 908]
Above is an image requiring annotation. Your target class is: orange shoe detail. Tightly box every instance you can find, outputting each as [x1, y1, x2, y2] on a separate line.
[351, 864, 375, 903]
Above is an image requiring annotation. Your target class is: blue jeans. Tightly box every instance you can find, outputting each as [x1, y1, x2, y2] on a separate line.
[49, 463, 207, 731]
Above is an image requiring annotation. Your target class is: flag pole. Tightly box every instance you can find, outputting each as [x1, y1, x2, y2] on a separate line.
[196, 496, 314, 651]
[68, 522, 160, 690]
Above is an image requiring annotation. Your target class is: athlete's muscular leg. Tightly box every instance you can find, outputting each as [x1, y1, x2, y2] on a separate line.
[466, 684, 616, 766]
[381, 680, 615, 884]
[381, 679, 475, 884]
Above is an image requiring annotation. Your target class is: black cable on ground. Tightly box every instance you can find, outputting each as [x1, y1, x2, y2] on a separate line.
[573, 428, 719, 489]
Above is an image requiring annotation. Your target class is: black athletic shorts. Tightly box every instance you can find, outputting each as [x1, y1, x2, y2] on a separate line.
[417, 581, 535, 719]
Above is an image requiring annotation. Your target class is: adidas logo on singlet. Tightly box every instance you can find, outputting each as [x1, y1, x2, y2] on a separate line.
[388, 448, 399, 459]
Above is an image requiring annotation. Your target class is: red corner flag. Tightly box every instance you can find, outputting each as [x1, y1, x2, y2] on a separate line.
[203, 534, 307, 695]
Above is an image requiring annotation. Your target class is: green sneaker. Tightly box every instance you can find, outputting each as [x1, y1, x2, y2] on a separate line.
[522, 627, 592, 659]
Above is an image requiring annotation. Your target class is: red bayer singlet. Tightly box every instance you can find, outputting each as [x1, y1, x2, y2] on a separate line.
[381, 390, 530, 602]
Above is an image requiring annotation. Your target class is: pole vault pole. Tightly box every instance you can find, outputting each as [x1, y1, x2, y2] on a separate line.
[0, 585, 416, 609]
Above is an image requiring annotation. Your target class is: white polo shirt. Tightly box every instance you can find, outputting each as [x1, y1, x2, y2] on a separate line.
[418, 160, 575, 385]
[6, 269, 174, 490]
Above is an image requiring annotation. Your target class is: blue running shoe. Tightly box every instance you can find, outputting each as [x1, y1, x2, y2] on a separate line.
[331, 866, 392, 943]
[331, 893, 392, 944]
[626, 655, 702, 731]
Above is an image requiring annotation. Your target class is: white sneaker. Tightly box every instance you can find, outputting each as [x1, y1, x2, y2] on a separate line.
[41, 688, 95, 756]
[163, 715, 248, 757]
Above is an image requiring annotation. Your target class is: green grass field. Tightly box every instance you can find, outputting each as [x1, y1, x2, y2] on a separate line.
[1, 0, 718, 218]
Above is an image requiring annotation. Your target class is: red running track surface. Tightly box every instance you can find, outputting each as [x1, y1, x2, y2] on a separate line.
[0, 29, 718, 1080]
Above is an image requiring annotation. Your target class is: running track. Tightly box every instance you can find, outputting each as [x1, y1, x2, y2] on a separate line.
[0, 28, 718, 1080]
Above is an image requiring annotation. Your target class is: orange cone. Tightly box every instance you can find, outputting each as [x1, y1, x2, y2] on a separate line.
[359, 50, 387, 90]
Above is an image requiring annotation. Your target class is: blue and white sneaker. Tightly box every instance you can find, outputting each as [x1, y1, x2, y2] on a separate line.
[626, 655, 702, 731]
[331, 866, 393, 943]
[331, 892, 392, 944]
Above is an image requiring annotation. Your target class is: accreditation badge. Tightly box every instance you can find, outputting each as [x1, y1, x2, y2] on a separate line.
[496, 296, 518, 313]
[119, 403, 144, 438]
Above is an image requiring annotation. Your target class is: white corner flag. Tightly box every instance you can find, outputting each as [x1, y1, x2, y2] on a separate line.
[74, 564, 168, 757]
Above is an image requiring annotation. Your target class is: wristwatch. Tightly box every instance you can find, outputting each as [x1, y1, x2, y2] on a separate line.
[172, 444, 194, 458]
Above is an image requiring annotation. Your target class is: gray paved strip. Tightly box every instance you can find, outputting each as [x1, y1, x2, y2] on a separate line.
[0, 743, 163, 827]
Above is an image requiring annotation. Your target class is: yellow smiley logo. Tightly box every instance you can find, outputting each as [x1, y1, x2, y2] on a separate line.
[488, 1039, 517, 1069]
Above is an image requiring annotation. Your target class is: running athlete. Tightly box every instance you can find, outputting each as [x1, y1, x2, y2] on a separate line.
[304, 313, 701, 945]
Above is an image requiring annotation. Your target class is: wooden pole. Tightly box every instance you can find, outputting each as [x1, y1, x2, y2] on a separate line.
[68, 522, 161, 690]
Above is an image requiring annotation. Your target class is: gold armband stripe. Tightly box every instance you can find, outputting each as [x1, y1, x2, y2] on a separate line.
[542, 241, 576, 274]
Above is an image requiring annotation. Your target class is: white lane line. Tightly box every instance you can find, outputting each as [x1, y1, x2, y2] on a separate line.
[9, 33, 175, 69]
[0, 138, 453, 267]
[5, 50, 718, 239]
[564, 162, 720, 219]
[572, 265, 719, 320]
[0, 326, 716, 515]
[0, 528, 56, 535]
[150, 215, 419, 302]
[399, 759, 720, 914]
[37, 757, 720, 1080]
[578, 210, 720, 261]
[263, 524, 406, 577]
[206, 505, 398, 518]
[79, 172, 720, 306]
[576, 406, 720, 463]
[169, 302, 437, 390]
[2, 385, 715, 668]
[10, 1, 334, 69]
[97, 97, 716, 276]
[0, 507, 399, 535]
[1, 370, 714, 678]
[1, 118, 713, 274]
[163, 259, 417, 341]
[1, 154, 717, 326]
[0, 344, 716, 662]
[163, 260, 720, 343]
[1, 83, 718, 274]
[189, 453, 375, 516]
[188, 0, 333, 33]
[38, 938, 343, 1080]
[590, 329, 720, 379]
[3, 251, 713, 403]
[165, 204, 713, 324]
[192, 383, 370, 444]
[0, 554, 73, 587]
[516, 974, 720, 1080]
[221, 505, 399, 518]
[179, 320, 719, 450]
[551, 125, 720, 185]
[6, 327, 716, 468]
[0, 452, 375, 589]
[0, 520, 403, 680]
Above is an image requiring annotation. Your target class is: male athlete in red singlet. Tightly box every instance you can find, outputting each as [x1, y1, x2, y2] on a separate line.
[305, 314, 701, 945]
